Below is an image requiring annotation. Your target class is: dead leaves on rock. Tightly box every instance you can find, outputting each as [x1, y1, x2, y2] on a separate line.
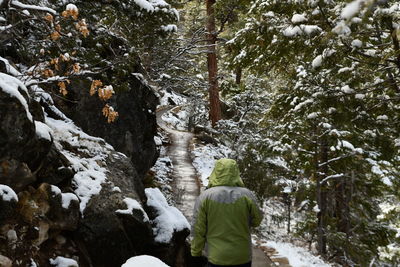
[91, 80, 118, 123]
[102, 104, 119, 123]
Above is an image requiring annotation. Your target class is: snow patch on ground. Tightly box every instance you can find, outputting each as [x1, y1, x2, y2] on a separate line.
[263, 241, 332, 267]
[145, 188, 190, 243]
[158, 90, 187, 107]
[161, 107, 189, 131]
[122, 255, 169, 267]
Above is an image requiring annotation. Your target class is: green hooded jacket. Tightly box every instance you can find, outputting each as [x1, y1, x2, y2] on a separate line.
[191, 159, 263, 265]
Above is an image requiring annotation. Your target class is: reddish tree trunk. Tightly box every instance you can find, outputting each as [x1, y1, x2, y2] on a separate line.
[206, 0, 221, 127]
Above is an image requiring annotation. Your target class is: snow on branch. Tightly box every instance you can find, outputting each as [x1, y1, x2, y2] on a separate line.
[10, 0, 57, 15]
[320, 173, 346, 184]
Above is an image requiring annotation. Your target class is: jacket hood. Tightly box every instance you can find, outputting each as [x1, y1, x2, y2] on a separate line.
[208, 158, 244, 187]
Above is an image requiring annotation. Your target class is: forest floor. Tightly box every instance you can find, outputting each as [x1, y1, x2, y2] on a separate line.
[156, 107, 275, 267]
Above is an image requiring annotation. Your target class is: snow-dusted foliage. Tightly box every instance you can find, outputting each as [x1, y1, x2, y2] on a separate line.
[221, 0, 400, 265]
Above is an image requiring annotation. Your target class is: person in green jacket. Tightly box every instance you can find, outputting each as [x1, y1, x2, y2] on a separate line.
[191, 158, 263, 267]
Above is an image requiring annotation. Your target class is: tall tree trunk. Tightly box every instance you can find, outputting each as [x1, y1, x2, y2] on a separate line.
[206, 0, 221, 126]
[316, 137, 328, 257]
[235, 66, 242, 85]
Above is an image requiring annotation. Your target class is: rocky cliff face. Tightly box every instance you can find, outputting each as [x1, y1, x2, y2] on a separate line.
[0, 69, 189, 266]
[50, 68, 159, 178]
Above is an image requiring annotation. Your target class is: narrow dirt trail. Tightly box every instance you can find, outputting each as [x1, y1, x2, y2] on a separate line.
[157, 107, 273, 267]
[157, 108, 200, 221]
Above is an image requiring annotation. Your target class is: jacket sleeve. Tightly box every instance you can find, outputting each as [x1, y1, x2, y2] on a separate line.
[247, 191, 263, 227]
[191, 195, 207, 257]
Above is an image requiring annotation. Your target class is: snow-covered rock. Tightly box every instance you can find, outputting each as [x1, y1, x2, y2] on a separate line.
[122, 255, 170, 267]
[145, 188, 190, 243]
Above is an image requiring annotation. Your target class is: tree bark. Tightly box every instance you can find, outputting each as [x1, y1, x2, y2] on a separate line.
[316, 137, 328, 257]
[206, 0, 221, 126]
[235, 66, 242, 85]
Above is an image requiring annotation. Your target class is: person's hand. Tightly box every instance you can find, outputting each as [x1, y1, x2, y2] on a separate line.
[189, 255, 207, 267]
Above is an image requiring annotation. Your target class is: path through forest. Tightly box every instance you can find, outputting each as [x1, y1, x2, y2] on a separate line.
[156, 107, 274, 267]
[157, 108, 200, 220]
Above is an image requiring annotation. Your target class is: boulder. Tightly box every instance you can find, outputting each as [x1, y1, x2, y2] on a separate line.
[0, 185, 18, 225]
[76, 152, 154, 267]
[0, 77, 52, 189]
[0, 160, 35, 192]
[17, 183, 80, 232]
[51, 73, 159, 177]
[35, 145, 75, 186]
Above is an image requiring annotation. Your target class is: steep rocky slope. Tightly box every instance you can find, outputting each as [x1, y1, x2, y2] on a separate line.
[0, 62, 188, 267]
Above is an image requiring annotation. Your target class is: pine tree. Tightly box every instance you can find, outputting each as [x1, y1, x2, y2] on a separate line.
[224, 0, 400, 264]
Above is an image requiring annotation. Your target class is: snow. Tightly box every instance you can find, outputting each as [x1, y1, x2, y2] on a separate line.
[355, 93, 365, 99]
[160, 73, 171, 79]
[11, 0, 57, 15]
[291, 14, 307, 24]
[145, 188, 190, 243]
[351, 39, 363, 48]
[377, 115, 388, 120]
[264, 241, 332, 267]
[341, 85, 354, 94]
[307, 112, 318, 119]
[0, 72, 33, 121]
[61, 193, 79, 209]
[49, 256, 78, 267]
[313, 205, 320, 213]
[311, 55, 323, 68]
[266, 157, 288, 170]
[341, 0, 363, 19]
[66, 3, 78, 12]
[161, 24, 177, 32]
[159, 90, 187, 107]
[35, 121, 52, 141]
[191, 144, 232, 187]
[0, 185, 18, 202]
[122, 255, 169, 267]
[0, 25, 12, 31]
[116, 197, 149, 222]
[112, 186, 122, 192]
[45, 117, 112, 213]
[161, 107, 188, 131]
[150, 155, 174, 203]
[50, 185, 79, 209]
[293, 99, 313, 112]
[154, 136, 162, 146]
[332, 21, 351, 36]
[340, 140, 355, 150]
[134, 0, 155, 12]
[51, 185, 62, 195]
[283, 26, 302, 37]
[300, 25, 322, 35]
